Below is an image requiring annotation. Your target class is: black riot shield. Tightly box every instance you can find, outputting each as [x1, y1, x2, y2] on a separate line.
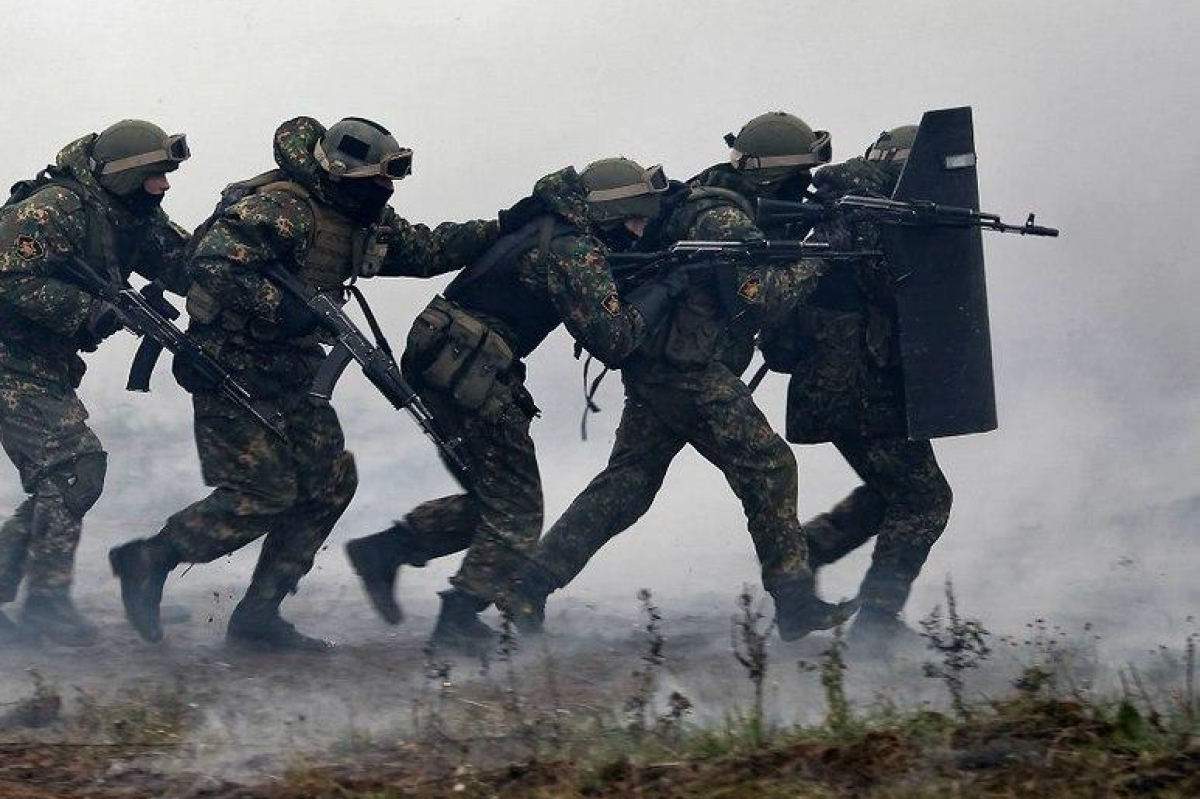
[885, 106, 998, 439]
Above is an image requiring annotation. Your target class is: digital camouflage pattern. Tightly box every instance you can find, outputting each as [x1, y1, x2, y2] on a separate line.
[0, 134, 189, 602]
[397, 166, 654, 605]
[155, 392, 357, 601]
[146, 116, 496, 607]
[757, 154, 954, 619]
[526, 183, 823, 601]
[804, 436, 951, 615]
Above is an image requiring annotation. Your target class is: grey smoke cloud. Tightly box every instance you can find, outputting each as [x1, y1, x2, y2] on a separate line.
[1, 0, 1196, 647]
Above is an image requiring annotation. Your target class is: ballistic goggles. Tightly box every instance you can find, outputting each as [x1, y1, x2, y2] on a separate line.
[729, 131, 832, 171]
[865, 144, 911, 164]
[314, 139, 413, 180]
[584, 163, 669, 202]
[98, 134, 190, 175]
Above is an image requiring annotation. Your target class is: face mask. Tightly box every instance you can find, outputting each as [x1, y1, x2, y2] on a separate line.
[338, 177, 394, 223]
[595, 221, 640, 253]
[122, 188, 165, 216]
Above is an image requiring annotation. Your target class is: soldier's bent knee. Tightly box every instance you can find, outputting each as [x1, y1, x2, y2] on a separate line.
[328, 450, 358, 507]
[46, 452, 108, 518]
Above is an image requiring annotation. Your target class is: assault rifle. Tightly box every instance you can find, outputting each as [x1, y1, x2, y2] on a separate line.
[756, 196, 1059, 237]
[260, 262, 471, 486]
[609, 239, 875, 314]
[60, 256, 288, 440]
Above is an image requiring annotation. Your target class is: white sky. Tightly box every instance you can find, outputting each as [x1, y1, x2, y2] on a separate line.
[2, 0, 1198, 639]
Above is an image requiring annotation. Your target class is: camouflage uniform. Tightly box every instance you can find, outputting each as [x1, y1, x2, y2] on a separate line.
[526, 180, 828, 618]
[0, 135, 188, 622]
[393, 168, 652, 606]
[760, 156, 953, 622]
[121, 117, 496, 642]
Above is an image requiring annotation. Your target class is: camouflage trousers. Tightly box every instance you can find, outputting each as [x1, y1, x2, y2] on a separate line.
[153, 392, 357, 602]
[400, 387, 542, 605]
[0, 369, 105, 601]
[532, 360, 809, 593]
[803, 436, 952, 615]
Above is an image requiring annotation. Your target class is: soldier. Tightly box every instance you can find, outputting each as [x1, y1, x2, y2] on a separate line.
[345, 158, 688, 654]
[108, 116, 498, 651]
[506, 112, 854, 641]
[759, 126, 953, 650]
[0, 120, 191, 645]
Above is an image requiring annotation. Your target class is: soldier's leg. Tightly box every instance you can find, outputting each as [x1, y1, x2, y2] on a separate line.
[228, 400, 356, 651]
[659, 366, 853, 640]
[111, 393, 299, 643]
[430, 406, 544, 654]
[844, 437, 952, 618]
[0, 375, 105, 645]
[0, 499, 34, 603]
[505, 395, 684, 634]
[803, 438, 888, 568]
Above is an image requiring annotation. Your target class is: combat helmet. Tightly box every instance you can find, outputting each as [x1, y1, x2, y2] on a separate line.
[314, 117, 412, 181]
[725, 111, 831, 179]
[865, 125, 918, 164]
[93, 120, 190, 197]
[579, 157, 668, 224]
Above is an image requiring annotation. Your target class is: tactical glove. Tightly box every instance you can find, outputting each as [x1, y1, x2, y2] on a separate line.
[626, 269, 689, 332]
[75, 300, 123, 351]
[275, 292, 321, 338]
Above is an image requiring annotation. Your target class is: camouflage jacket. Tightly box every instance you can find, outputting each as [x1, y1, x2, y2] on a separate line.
[631, 176, 823, 376]
[0, 135, 190, 387]
[184, 117, 498, 397]
[760, 156, 908, 443]
[444, 166, 649, 368]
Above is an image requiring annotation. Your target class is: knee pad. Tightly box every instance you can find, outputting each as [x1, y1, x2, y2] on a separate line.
[47, 451, 108, 518]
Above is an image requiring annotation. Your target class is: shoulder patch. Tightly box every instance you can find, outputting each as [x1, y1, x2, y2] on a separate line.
[14, 234, 44, 261]
[601, 293, 622, 317]
[737, 274, 762, 303]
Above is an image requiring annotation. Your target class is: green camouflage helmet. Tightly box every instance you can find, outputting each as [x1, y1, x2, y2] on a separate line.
[579, 157, 668, 224]
[314, 117, 412, 181]
[865, 125, 918, 164]
[93, 119, 190, 196]
[725, 111, 832, 179]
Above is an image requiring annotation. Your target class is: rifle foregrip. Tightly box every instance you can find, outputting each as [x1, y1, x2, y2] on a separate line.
[126, 338, 164, 392]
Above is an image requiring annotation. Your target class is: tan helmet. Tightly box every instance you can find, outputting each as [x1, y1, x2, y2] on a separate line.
[93, 119, 189, 196]
[579, 157, 669, 224]
[725, 111, 831, 178]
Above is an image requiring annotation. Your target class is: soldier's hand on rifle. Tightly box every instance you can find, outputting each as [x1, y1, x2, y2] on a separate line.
[76, 300, 123, 351]
[275, 292, 321, 338]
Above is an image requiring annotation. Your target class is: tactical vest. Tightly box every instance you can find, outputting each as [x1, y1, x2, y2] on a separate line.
[442, 215, 572, 359]
[645, 187, 758, 369]
[0, 172, 123, 375]
[186, 171, 386, 328]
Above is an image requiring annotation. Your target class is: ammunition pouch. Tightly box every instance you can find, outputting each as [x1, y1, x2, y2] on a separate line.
[46, 451, 108, 518]
[405, 296, 526, 423]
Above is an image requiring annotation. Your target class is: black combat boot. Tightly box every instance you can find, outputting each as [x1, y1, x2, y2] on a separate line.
[109, 537, 178, 643]
[847, 606, 923, 656]
[501, 569, 557, 636]
[226, 597, 333, 653]
[20, 595, 99, 647]
[346, 522, 423, 625]
[771, 572, 859, 642]
[430, 589, 495, 657]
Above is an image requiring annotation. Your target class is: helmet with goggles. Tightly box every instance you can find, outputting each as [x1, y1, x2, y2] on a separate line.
[314, 117, 412, 181]
[865, 125, 917, 164]
[579, 157, 668, 224]
[725, 111, 831, 179]
[93, 120, 189, 197]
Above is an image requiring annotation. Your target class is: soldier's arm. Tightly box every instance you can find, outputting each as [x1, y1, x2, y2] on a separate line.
[376, 213, 499, 278]
[693, 203, 824, 325]
[188, 190, 313, 322]
[543, 234, 647, 367]
[132, 213, 192, 296]
[0, 188, 98, 337]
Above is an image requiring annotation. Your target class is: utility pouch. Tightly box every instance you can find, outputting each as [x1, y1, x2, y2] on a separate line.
[451, 329, 514, 410]
[184, 285, 220, 324]
[660, 293, 722, 369]
[405, 295, 455, 363]
[421, 311, 487, 391]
